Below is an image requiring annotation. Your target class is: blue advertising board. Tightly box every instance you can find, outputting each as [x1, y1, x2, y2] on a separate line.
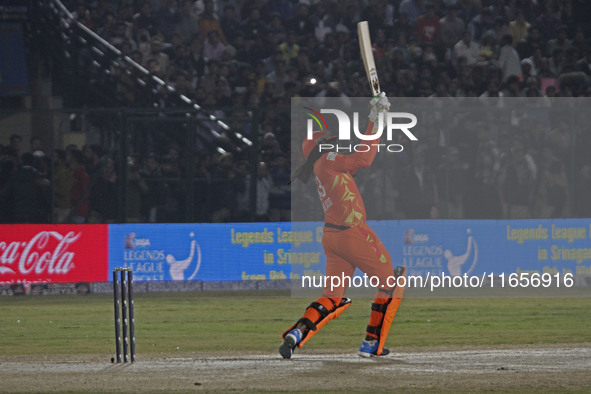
[371, 219, 591, 278]
[108, 219, 591, 282]
[109, 222, 325, 282]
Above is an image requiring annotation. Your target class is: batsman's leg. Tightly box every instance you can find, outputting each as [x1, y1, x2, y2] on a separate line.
[279, 297, 352, 359]
[359, 265, 406, 357]
[279, 253, 355, 359]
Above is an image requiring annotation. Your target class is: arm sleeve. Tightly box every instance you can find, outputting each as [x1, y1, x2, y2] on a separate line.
[330, 120, 380, 172]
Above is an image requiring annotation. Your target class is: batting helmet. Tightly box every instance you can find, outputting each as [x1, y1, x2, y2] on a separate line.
[302, 131, 336, 158]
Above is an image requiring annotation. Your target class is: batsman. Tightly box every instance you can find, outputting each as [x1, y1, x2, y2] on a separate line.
[280, 93, 406, 359]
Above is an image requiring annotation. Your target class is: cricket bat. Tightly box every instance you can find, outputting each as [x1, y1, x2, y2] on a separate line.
[357, 21, 381, 97]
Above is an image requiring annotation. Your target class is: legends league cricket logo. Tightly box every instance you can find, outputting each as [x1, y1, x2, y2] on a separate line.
[445, 229, 478, 277]
[166, 232, 201, 280]
[404, 228, 478, 276]
[125, 232, 201, 280]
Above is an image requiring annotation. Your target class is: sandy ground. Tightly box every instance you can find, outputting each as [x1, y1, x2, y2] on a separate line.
[1, 344, 590, 392]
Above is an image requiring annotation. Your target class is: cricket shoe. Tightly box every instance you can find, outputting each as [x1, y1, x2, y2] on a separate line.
[279, 329, 302, 359]
[358, 339, 390, 358]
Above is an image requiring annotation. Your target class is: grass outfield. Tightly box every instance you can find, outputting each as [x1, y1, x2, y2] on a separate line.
[0, 291, 590, 357]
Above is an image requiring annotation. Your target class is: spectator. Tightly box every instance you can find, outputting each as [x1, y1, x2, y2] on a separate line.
[210, 152, 244, 222]
[30, 136, 43, 153]
[234, 160, 252, 221]
[544, 85, 557, 97]
[512, 0, 535, 22]
[399, 149, 439, 219]
[32, 150, 49, 179]
[337, 3, 360, 33]
[501, 74, 521, 96]
[53, 149, 74, 223]
[139, 152, 163, 222]
[467, 7, 494, 43]
[199, 0, 227, 44]
[144, 39, 170, 74]
[398, 0, 424, 26]
[88, 157, 118, 223]
[158, 154, 183, 222]
[1, 152, 51, 223]
[177, 0, 199, 40]
[436, 147, 469, 219]
[522, 46, 544, 76]
[133, 1, 158, 35]
[548, 48, 564, 78]
[497, 33, 521, 82]
[534, 147, 567, 218]
[84, 144, 103, 177]
[109, 22, 136, 50]
[360, 0, 389, 30]
[479, 31, 498, 64]
[127, 159, 149, 222]
[191, 153, 211, 222]
[269, 153, 291, 222]
[245, 161, 272, 221]
[66, 148, 90, 223]
[457, 0, 480, 24]
[312, 2, 336, 43]
[465, 130, 502, 219]
[268, 12, 287, 43]
[288, 2, 314, 41]
[454, 30, 481, 66]
[492, 16, 509, 44]
[575, 46, 591, 76]
[546, 26, 572, 56]
[278, 30, 300, 66]
[203, 30, 226, 61]
[72, 2, 91, 28]
[240, 6, 267, 42]
[265, 60, 289, 97]
[157, 0, 182, 40]
[261, 132, 283, 157]
[489, 0, 512, 23]
[516, 25, 541, 59]
[440, 4, 465, 49]
[499, 145, 534, 219]
[220, 4, 240, 44]
[508, 8, 529, 47]
[268, 0, 293, 22]
[8, 134, 22, 156]
[536, 5, 561, 44]
[416, 3, 440, 44]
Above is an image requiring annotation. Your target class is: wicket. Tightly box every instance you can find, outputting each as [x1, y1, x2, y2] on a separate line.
[113, 267, 135, 363]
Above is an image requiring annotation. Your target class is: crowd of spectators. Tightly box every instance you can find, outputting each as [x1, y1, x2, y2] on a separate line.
[3, 0, 591, 223]
[67, 0, 591, 101]
[0, 132, 291, 223]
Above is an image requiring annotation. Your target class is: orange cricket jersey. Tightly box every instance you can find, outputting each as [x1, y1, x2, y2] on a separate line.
[313, 121, 379, 227]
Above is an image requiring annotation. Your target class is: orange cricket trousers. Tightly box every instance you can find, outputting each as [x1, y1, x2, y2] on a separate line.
[292, 222, 402, 345]
[321, 222, 395, 299]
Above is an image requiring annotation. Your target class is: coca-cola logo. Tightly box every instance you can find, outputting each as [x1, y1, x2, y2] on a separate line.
[0, 231, 81, 276]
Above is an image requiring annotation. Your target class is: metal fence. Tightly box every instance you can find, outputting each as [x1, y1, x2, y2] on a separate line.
[0, 107, 296, 224]
[2, 98, 591, 224]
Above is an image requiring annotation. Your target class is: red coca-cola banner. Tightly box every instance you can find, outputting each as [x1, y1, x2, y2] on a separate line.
[0, 225, 108, 284]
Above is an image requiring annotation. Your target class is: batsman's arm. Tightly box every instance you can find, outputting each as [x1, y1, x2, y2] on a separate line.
[329, 94, 390, 172]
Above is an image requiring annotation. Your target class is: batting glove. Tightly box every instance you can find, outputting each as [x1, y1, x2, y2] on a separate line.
[368, 92, 390, 124]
